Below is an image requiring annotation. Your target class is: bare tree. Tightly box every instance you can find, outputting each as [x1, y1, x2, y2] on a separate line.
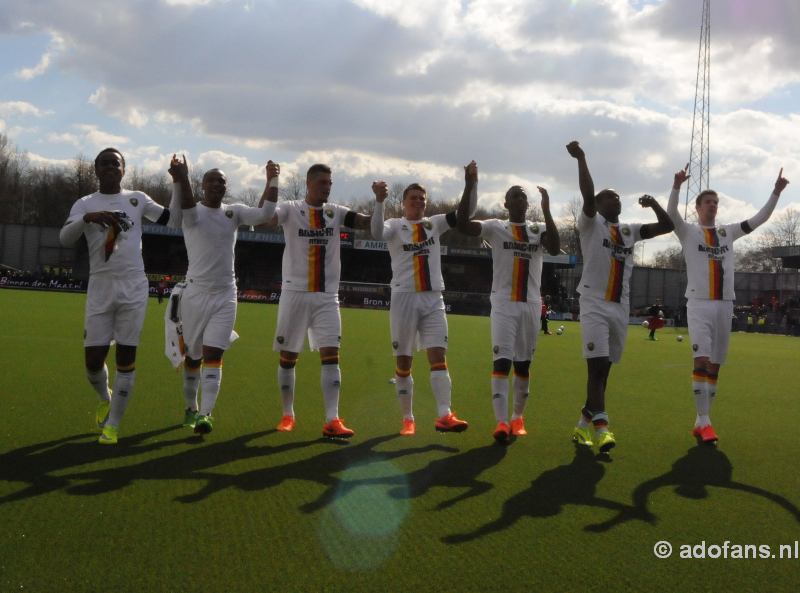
[736, 208, 799, 272]
[557, 195, 582, 257]
[232, 187, 261, 207]
[279, 172, 305, 201]
[652, 245, 685, 270]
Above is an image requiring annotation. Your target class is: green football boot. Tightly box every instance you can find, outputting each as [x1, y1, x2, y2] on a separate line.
[572, 425, 594, 447]
[194, 415, 213, 434]
[98, 424, 119, 445]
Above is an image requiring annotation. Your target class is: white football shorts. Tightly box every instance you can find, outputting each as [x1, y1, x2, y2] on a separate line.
[579, 295, 629, 363]
[274, 290, 341, 353]
[687, 299, 734, 364]
[180, 282, 238, 359]
[390, 291, 448, 357]
[84, 274, 149, 347]
[490, 297, 541, 361]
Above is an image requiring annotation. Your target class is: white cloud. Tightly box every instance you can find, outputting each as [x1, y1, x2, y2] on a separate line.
[73, 124, 129, 148]
[0, 101, 52, 118]
[15, 31, 65, 80]
[23, 152, 72, 168]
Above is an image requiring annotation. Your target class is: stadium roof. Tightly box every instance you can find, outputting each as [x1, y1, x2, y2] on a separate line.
[143, 225, 578, 267]
[772, 245, 800, 269]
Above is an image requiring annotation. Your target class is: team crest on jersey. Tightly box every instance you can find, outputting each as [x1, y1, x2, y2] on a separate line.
[530, 225, 539, 234]
[621, 226, 630, 236]
[277, 336, 285, 344]
[129, 197, 138, 207]
[392, 341, 399, 350]
[225, 210, 234, 219]
[718, 228, 727, 237]
[587, 342, 595, 351]
[423, 220, 432, 230]
[325, 208, 334, 219]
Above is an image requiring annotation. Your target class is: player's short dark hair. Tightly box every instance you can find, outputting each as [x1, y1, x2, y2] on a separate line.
[94, 148, 125, 168]
[505, 185, 526, 200]
[695, 189, 718, 207]
[595, 188, 619, 201]
[203, 168, 226, 183]
[306, 164, 332, 180]
[403, 183, 427, 200]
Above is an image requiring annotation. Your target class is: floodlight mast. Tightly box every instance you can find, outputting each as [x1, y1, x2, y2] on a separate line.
[684, 0, 711, 221]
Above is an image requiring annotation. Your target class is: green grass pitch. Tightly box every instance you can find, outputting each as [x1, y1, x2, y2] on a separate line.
[2, 290, 800, 592]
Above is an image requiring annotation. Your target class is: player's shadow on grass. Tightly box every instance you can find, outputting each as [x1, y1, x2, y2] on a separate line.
[64, 429, 316, 496]
[442, 446, 633, 544]
[299, 441, 508, 514]
[584, 445, 800, 532]
[177, 434, 457, 505]
[0, 426, 183, 505]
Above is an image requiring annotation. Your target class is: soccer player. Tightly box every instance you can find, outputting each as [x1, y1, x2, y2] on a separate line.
[541, 295, 553, 335]
[370, 178, 469, 436]
[167, 155, 278, 435]
[668, 165, 789, 443]
[267, 164, 373, 439]
[59, 148, 171, 445]
[456, 161, 560, 442]
[566, 141, 674, 452]
[645, 299, 665, 341]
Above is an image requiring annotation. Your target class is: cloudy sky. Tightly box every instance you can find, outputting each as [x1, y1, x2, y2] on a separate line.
[1, 0, 798, 256]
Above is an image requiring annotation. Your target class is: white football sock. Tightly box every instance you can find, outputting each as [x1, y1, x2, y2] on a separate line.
[183, 366, 200, 411]
[395, 373, 414, 420]
[199, 366, 222, 416]
[87, 365, 111, 402]
[491, 374, 509, 423]
[321, 364, 341, 422]
[512, 375, 530, 419]
[430, 369, 452, 417]
[107, 370, 135, 427]
[278, 366, 296, 417]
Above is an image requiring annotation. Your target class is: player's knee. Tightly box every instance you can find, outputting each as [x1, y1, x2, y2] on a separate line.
[115, 344, 137, 368]
[279, 356, 297, 369]
[185, 357, 202, 370]
[513, 360, 530, 377]
[493, 358, 512, 375]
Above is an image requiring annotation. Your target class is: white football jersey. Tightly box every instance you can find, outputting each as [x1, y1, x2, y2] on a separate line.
[276, 200, 351, 293]
[674, 220, 745, 301]
[577, 211, 642, 305]
[480, 219, 546, 303]
[379, 213, 456, 293]
[62, 189, 164, 277]
[183, 202, 275, 290]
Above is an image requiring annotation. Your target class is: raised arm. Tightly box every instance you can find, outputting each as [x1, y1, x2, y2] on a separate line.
[254, 160, 281, 227]
[368, 181, 388, 239]
[639, 194, 674, 239]
[566, 141, 596, 217]
[538, 186, 561, 255]
[667, 164, 689, 232]
[168, 154, 195, 210]
[456, 160, 482, 237]
[743, 168, 789, 233]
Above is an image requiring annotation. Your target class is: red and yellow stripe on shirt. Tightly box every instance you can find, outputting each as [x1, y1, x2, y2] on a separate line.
[703, 228, 723, 300]
[307, 209, 326, 292]
[510, 225, 530, 302]
[604, 225, 625, 303]
[412, 223, 432, 292]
